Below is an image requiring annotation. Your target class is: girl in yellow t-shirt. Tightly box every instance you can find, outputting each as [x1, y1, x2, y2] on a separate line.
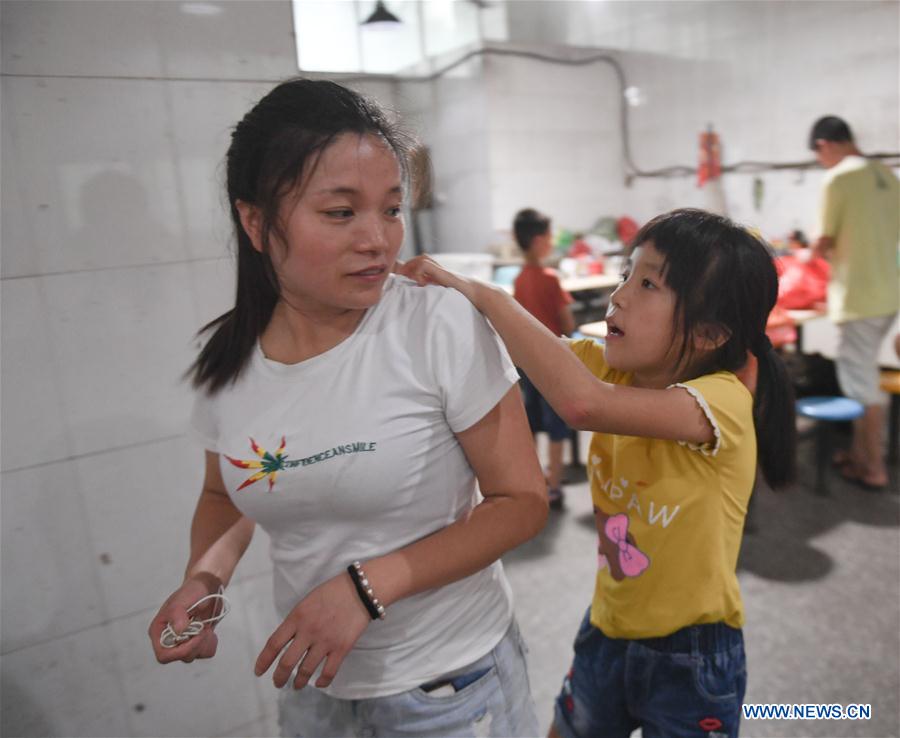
[399, 208, 796, 738]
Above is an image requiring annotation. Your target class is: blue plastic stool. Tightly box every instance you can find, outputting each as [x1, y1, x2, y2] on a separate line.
[796, 396, 865, 495]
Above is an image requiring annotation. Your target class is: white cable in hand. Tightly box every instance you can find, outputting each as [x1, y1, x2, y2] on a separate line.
[159, 587, 231, 649]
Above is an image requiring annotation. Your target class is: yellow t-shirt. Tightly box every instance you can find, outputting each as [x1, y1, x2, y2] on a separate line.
[819, 156, 900, 323]
[570, 339, 756, 639]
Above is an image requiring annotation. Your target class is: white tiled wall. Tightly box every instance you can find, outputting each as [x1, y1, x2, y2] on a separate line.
[0, 1, 344, 735]
[0, 0, 298, 81]
[485, 46, 627, 237]
[493, 0, 899, 243]
[411, 0, 897, 255]
[397, 53, 495, 253]
[0, 277, 72, 471]
[1, 624, 132, 738]
[2, 77, 188, 276]
[0, 460, 106, 654]
[2, 1, 898, 736]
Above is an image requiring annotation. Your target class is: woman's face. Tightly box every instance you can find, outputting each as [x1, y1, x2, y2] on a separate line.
[269, 133, 405, 317]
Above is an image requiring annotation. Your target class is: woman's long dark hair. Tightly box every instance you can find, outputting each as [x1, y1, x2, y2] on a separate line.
[189, 79, 413, 393]
[631, 208, 797, 489]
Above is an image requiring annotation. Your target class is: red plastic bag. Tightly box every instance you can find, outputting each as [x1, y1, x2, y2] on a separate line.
[616, 217, 639, 246]
[775, 253, 830, 310]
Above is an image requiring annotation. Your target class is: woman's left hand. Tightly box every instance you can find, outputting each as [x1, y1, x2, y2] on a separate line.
[254, 570, 371, 690]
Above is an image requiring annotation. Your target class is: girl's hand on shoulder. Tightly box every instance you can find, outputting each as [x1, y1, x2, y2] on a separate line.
[254, 570, 370, 690]
[148, 574, 222, 664]
[394, 256, 480, 304]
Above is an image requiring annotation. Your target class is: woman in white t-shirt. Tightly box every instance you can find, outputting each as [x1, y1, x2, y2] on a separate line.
[147, 78, 547, 737]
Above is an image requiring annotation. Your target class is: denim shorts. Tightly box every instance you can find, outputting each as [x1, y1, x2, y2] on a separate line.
[553, 609, 747, 738]
[520, 371, 570, 442]
[279, 620, 539, 737]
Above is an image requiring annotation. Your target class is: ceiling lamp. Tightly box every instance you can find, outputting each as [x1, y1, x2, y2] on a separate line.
[362, 1, 401, 25]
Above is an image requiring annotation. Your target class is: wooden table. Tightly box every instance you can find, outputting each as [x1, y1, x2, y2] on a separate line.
[495, 273, 619, 295]
[496, 273, 620, 327]
[561, 274, 620, 293]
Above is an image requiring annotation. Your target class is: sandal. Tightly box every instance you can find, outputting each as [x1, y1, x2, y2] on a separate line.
[548, 487, 565, 510]
[837, 465, 888, 492]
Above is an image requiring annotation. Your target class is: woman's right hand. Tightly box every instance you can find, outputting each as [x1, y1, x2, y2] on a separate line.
[148, 573, 222, 664]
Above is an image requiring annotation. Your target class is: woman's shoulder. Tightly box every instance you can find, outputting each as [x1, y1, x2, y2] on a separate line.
[383, 274, 481, 320]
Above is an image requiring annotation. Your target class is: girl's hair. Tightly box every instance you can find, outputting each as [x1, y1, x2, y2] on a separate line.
[189, 78, 414, 394]
[631, 208, 796, 489]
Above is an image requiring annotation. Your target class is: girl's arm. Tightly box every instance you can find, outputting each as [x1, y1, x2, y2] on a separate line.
[254, 386, 547, 690]
[148, 451, 255, 663]
[397, 258, 715, 445]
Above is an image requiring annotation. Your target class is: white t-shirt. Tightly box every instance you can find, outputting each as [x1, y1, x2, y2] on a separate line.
[191, 276, 520, 699]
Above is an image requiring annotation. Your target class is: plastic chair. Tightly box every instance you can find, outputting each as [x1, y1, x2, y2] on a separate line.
[796, 396, 865, 495]
[879, 371, 900, 465]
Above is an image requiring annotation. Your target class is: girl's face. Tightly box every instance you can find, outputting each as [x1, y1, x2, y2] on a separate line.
[266, 133, 405, 318]
[603, 242, 683, 388]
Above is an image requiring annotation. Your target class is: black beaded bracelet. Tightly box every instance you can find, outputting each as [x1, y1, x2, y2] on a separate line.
[347, 561, 386, 620]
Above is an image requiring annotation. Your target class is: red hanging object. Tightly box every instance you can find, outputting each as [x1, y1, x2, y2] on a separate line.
[616, 216, 639, 245]
[697, 126, 721, 187]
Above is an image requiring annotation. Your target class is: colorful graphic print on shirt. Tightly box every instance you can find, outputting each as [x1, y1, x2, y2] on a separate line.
[225, 436, 377, 492]
[589, 453, 686, 581]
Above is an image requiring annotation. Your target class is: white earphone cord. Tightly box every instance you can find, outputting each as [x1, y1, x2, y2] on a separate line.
[159, 586, 231, 649]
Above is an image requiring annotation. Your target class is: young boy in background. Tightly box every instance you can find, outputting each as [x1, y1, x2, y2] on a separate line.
[512, 208, 575, 509]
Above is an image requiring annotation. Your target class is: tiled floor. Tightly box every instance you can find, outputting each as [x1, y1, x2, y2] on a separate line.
[502, 448, 900, 738]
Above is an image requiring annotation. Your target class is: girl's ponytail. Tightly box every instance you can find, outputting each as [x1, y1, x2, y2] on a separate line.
[632, 209, 798, 490]
[752, 340, 797, 488]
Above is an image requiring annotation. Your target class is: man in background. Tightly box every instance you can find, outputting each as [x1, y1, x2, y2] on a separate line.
[810, 115, 899, 490]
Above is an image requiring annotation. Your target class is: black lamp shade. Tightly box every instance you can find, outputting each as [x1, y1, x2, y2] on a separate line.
[363, 1, 401, 25]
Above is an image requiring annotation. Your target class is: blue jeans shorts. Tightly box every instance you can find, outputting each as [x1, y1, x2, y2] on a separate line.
[553, 609, 747, 738]
[520, 371, 570, 442]
[279, 620, 539, 737]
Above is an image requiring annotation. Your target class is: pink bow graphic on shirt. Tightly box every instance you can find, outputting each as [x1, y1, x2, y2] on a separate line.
[598, 513, 650, 578]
